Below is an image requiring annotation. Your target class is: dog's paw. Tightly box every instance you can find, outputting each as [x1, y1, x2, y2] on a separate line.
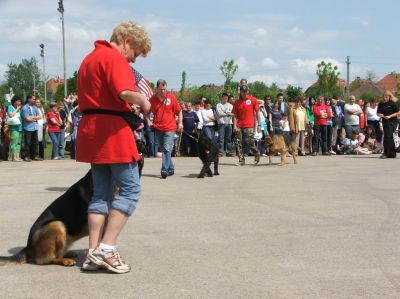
[206, 173, 213, 177]
[214, 172, 220, 176]
[62, 258, 76, 267]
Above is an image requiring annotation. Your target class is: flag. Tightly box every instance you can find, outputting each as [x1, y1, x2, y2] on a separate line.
[132, 67, 153, 100]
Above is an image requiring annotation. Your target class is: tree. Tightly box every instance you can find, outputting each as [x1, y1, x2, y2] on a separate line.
[366, 70, 377, 83]
[5, 57, 42, 98]
[315, 61, 341, 97]
[220, 59, 238, 94]
[180, 71, 187, 99]
[286, 85, 303, 101]
[53, 71, 78, 102]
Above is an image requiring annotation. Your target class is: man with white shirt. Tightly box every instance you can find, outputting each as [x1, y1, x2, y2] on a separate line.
[344, 95, 362, 138]
[216, 93, 234, 156]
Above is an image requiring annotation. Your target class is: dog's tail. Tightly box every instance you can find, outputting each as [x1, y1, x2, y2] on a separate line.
[0, 247, 28, 266]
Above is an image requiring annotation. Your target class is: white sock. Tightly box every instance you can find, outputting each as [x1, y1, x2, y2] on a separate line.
[99, 243, 115, 253]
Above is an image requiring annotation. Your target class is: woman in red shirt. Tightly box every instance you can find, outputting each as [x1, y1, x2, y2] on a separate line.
[46, 102, 62, 160]
[77, 21, 151, 274]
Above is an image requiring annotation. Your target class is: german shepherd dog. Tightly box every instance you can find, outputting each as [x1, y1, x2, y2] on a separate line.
[264, 134, 298, 166]
[197, 133, 220, 178]
[0, 171, 93, 266]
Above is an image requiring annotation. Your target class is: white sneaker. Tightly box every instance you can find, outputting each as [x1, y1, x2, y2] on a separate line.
[81, 256, 99, 271]
[88, 248, 131, 274]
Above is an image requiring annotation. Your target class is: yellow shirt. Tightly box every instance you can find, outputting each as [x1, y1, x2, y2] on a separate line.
[295, 108, 306, 131]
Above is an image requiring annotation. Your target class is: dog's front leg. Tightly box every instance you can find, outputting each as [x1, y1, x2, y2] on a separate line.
[206, 162, 213, 177]
[198, 164, 208, 178]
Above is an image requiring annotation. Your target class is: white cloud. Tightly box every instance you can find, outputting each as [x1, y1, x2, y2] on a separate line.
[254, 27, 268, 36]
[361, 20, 369, 28]
[289, 26, 304, 36]
[261, 57, 278, 69]
[236, 56, 249, 71]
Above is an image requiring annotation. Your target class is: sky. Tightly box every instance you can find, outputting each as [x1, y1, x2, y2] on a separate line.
[0, 0, 399, 92]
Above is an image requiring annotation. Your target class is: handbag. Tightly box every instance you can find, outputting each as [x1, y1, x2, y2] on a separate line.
[6, 112, 21, 126]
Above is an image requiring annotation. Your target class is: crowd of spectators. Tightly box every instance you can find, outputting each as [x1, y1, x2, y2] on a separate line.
[0, 88, 399, 162]
[0, 94, 80, 161]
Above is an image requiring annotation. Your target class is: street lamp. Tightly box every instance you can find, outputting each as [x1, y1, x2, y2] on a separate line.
[58, 0, 67, 98]
[40, 43, 47, 105]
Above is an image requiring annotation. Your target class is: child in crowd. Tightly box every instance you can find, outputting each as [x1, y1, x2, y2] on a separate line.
[280, 115, 291, 145]
[350, 132, 372, 155]
[336, 131, 352, 155]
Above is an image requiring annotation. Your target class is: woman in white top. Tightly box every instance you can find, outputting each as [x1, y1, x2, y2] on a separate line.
[366, 98, 382, 142]
[35, 99, 47, 159]
[201, 100, 216, 140]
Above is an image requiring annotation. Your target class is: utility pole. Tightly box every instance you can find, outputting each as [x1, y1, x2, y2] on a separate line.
[346, 56, 351, 97]
[40, 43, 47, 105]
[58, 0, 67, 98]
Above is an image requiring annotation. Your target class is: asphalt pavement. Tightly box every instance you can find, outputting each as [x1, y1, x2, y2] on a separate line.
[0, 154, 399, 298]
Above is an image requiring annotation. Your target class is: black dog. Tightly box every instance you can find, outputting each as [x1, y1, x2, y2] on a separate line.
[197, 133, 219, 178]
[0, 171, 93, 266]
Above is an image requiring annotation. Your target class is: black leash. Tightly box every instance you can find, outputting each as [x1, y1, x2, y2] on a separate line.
[181, 130, 199, 142]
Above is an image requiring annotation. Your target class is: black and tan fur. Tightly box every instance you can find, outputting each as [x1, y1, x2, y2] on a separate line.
[0, 171, 93, 266]
[264, 135, 298, 166]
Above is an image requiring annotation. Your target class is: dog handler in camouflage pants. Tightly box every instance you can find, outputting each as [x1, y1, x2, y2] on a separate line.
[233, 85, 261, 165]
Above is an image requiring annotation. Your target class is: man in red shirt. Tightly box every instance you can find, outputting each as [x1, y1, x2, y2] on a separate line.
[312, 96, 332, 155]
[148, 80, 183, 178]
[232, 85, 262, 165]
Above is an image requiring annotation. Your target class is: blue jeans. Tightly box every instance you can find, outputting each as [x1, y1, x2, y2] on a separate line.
[89, 162, 141, 216]
[218, 124, 232, 154]
[48, 132, 60, 159]
[155, 130, 175, 173]
[58, 128, 65, 158]
[203, 126, 215, 141]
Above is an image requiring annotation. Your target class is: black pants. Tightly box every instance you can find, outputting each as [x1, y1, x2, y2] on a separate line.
[182, 132, 198, 157]
[312, 125, 328, 153]
[38, 141, 44, 159]
[382, 120, 398, 158]
[23, 130, 39, 159]
[367, 120, 382, 143]
[326, 125, 333, 151]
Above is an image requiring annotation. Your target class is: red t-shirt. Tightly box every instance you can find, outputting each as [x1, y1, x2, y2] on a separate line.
[232, 95, 260, 128]
[76, 40, 140, 164]
[313, 104, 332, 126]
[47, 112, 61, 133]
[149, 92, 181, 132]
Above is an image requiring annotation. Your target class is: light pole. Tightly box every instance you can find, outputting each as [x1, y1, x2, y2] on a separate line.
[58, 0, 67, 98]
[40, 43, 47, 105]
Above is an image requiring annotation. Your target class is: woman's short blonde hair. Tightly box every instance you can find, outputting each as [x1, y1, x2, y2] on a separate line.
[110, 21, 152, 57]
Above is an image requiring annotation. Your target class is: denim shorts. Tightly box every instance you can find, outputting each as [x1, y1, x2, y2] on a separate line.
[89, 162, 141, 216]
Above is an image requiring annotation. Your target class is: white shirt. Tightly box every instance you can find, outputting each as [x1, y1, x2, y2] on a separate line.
[194, 110, 203, 129]
[344, 103, 362, 126]
[367, 106, 380, 121]
[201, 109, 215, 127]
[216, 102, 233, 125]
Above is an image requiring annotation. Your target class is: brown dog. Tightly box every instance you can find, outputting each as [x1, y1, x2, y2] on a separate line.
[0, 171, 93, 266]
[264, 135, 298, 166]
